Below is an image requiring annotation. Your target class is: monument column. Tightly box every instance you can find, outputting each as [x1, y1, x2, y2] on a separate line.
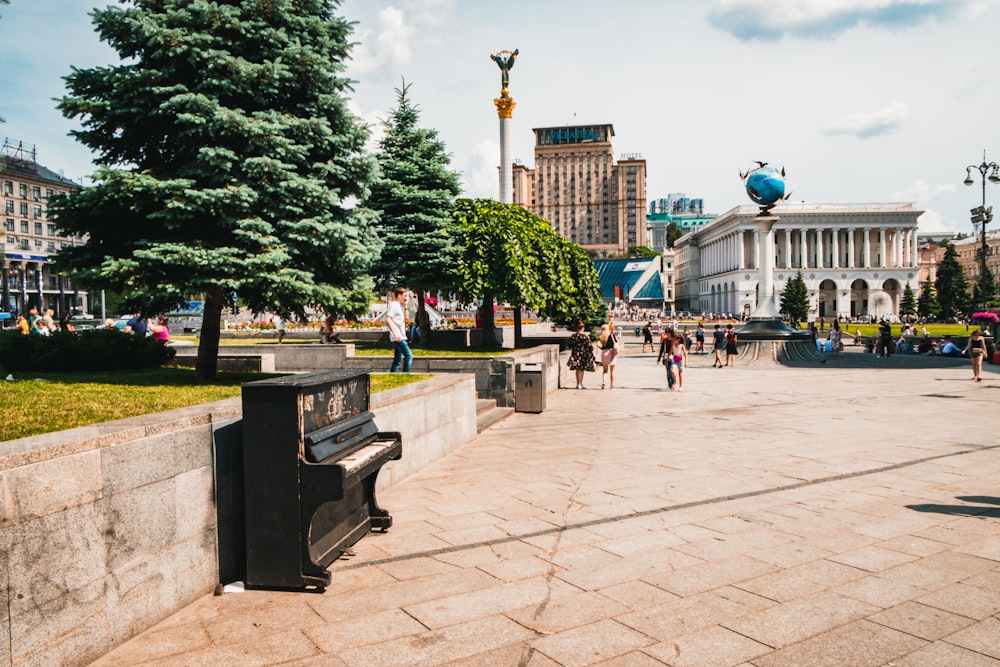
[750, 216, 781, 318]
[816, 229, 824, 269]
[738, 229, 745, 270]
[847, 229, 855, 268]
[799, 229, 807, 269]
[879, 228, 887, 267]
[863, 228, 871, 268]
[491, 49, 518, 204]
[832, 230, 840, 269]
[784, 229, 791, 268]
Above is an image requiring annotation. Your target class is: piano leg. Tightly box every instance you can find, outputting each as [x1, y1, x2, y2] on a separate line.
[364, 471, 393, 532]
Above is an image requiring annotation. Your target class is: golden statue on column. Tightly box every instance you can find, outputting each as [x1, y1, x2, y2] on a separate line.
[491, 49, 518, 118]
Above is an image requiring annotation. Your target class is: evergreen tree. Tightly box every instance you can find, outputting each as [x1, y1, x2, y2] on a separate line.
[364, 81, 462, 344]
[50, 0, 380, 378]
[934, 242, 972, 319]
[779, 271, 809, 325]
[899, 282, 917, 318]
[916, 279, 941, 318]
[665, 221, 683, 248]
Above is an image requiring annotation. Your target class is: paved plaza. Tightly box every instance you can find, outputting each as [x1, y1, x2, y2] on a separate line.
[92, 345, 1000, 666]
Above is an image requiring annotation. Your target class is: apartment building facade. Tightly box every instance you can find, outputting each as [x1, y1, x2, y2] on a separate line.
[1, 139, 88, 319]
[511, 124, 646, 256]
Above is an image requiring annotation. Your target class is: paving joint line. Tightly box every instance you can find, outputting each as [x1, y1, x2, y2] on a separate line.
[342, 442, 1000, 570]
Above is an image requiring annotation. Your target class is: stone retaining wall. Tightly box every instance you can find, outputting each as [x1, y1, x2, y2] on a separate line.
[0, 373, 479, 667]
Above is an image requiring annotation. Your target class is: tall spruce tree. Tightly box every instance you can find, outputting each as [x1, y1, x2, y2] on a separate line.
[50, 0, 380, 378]
[779, 271, 809, 325]
[365, 81, 462, 344]
[972, 264, 996, 308]
[917, 279, 941, 318]
[900, 282, 917, 318]
[934, 242, 972, 319]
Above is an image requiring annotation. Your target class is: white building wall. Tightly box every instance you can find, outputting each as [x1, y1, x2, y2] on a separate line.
[673, 203, 923, 318]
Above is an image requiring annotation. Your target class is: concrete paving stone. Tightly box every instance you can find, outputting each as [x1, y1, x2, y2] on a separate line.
[336, 615, 536, 667]
[956, 534, 1000, 562]
[721, 591, 879, 648]
[796, 528, 881, 554]
[825, 544, 921, 572]
[644, 554, 779, 598]
[423, 510, 511, 533]
[89, 620, 213, 666]
[748, 619, 927, 667]
[477, 554, 561, 582]
[597, 580, 681, 613]
[942, 616, 1000, 660]
[876, 534, 953, 557]
[643, 625, 771, 666]
[557, 547, 705, 591]
[889, 640, 1000, 667]
[506, 589, 633, 634]
[432, 523, 517, 547]
[492, 515, 566, 539]
[302, 608, 427, 654]
[852, 513, 942, 540]
[917, 549, 999, 575]
[375, 555, 463, 581]
[592, 529, 689, 558]
[431, 540, 546, 569]
[116, 627, 319, 667]
[734, 558, 868, 603]
[522, 526, 609, 552]
[744, 539, 834, 568]
[530, 618, 656, 666]
[201, 598, 326, 644]
[616, 588, 773, 643]
[868, 600, 977, 640]
[589, 650, 666, 667]
[437, 642, 536, 667]
[308, 568, 499, 623]
[832, 574, 931, 609]
[672, 528, 794, 562]
[402, 574, 579, 630]
[914, 518, 1000, 545]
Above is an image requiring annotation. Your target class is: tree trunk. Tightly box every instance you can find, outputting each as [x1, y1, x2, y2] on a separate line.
[480, 289, 497, 349]
[514, 305, 522, 349]
[196, 285, 224, 380]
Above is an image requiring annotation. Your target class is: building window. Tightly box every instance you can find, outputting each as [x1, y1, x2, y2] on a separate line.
[32, 186, 41, 201]
[20, 239, 29, 249]
[19, 202, 28, 216]
[33, 204, 42, 218]
[34, 240, 42, 249]
[18, 184, 27, 198]
[3, 181, 12, 196]
[47, 224, 56, 236]
[47, 242, 56, 252]
[4, 200, 12, 214]
[20, 221, 28, 233]
[7, 235, 15, 245]
[34, 222, 43, 235]
[4, 219, 12, 231]
[46, 189, 54, 199]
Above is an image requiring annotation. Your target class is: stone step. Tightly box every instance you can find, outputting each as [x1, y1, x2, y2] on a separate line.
[476, 404, 514, 433]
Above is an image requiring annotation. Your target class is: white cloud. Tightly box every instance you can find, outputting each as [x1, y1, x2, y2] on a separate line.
[460, 139, 500, 199]
[823, 101, 910, 138]
[347, 7, 414, 81]
[917, 210, 958, 234]
[709, 0, 962, 41]
[889, 178, 957, 202]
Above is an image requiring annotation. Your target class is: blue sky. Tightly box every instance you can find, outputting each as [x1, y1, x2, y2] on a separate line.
[3, 0, 999, 235]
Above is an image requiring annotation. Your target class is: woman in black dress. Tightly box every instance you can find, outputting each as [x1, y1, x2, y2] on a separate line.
[567, 321, 596, 389]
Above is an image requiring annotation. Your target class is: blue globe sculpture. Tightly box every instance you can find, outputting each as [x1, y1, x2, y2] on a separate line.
[745, 166, 785, 211]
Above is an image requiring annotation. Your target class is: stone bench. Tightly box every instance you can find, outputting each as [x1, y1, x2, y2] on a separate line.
[171, 353, 276, 373]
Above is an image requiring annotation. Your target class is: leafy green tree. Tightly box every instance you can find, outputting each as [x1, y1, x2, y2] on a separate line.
[899, 282, 917, 318]
[50, 0, 380, 378]
[917, 279, 941, 318]
[972, 264, 995, 309]
[451, 199, 603, 347]
[364, 80, 462, 344]
[934, 242, 972, 319]
[779, 271, 809, 325]
[630, 245, 658, 258]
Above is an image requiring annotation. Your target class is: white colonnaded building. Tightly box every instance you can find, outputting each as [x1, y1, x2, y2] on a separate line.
[673, 202, 923, 320]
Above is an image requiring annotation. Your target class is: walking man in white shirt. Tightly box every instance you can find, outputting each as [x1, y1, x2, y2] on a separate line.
[386, 287, 412, 372]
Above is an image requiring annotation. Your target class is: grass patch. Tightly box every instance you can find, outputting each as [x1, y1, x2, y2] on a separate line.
[1, 367, 429, 442]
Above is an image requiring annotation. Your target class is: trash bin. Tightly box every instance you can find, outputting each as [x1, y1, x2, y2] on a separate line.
[515, 362, 545, 413]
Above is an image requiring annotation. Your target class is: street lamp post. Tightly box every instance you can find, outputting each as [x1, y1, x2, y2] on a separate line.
[964, 151, 1000, 310]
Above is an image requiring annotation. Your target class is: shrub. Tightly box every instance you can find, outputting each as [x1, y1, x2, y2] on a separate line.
[0, 328, 176, 372]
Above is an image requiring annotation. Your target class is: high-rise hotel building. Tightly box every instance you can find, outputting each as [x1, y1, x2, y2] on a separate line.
[511, 124, 646, 256]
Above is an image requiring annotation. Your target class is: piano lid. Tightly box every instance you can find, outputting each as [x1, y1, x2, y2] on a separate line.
[303, 410, 379, 464]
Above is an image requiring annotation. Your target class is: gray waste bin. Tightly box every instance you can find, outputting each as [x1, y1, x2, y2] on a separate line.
[515, 362, 545, 413]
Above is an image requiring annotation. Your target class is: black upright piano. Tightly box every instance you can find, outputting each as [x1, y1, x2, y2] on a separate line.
[241, 370, 402, 590]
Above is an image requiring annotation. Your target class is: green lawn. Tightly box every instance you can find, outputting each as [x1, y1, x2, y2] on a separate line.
[174, 336, 504, 356]
[0, 367, 429, 442]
